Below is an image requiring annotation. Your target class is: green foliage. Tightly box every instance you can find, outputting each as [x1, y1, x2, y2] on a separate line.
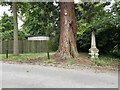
[2, 30, 13, 40]
[18, 2, 59, 51]
[0, 13, 29, 40]
[76, 2, 120, 56]
[44, 59, 56, 63]
[79, 52, 119, 66]
[77, 19, 90, 37]
[91, 55, 120, 66]
[0, 12, 14, 32]
[1, 2, 119, 55]
[91, 59, 105, 66]
[21, 2, 59, 36]
[46, 40, 51, 52]
[18, 29, 29, 40]
[67, 59, 74, 65]
[50, 35, 59, 51]
[1, 53, 47, 60]
[0, 12, 29, 40]
[1, 29, 29, 40]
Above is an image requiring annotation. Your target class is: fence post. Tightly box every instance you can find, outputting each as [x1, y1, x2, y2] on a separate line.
[6, 49, 8, 58]
[47, 51, 50, 59]
[6, 39, 9, 58]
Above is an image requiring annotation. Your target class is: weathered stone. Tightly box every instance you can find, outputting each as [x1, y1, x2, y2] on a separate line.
[89, 31, 99, 58]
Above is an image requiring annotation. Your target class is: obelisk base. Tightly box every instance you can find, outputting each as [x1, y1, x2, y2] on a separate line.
[89, 47, 99, 58]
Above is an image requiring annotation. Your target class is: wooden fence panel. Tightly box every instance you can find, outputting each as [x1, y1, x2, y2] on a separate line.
[1, 40, 48, 54]
[19, 40, 23, 53]
[0, 41, 1, 54]
[8, 40, 13, 53]
[2, 41, 8, 54]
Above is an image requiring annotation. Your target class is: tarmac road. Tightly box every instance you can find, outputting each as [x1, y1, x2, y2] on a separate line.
[1, 62, 118, 88]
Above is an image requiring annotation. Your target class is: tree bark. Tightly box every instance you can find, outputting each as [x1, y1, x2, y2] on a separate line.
[13, 2, 19, 55]
[56, 1, 78, 60]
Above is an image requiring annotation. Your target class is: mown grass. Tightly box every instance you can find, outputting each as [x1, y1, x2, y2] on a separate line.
[0, 52, 55, 61]
[91, 55, 120, 66]
[67, 59, 74, 65]
[0, 52, 119, 67]
[44, 59, 56, 63]
[79, 52, 120, 66]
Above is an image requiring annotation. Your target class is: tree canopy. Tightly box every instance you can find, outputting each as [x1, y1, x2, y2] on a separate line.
[0, 1, 120, 57]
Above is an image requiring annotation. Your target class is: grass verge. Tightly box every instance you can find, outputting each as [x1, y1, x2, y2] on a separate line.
[0, 52, 55, 61]
[79, 52, 119, 66]
[0, 52, 119, 68]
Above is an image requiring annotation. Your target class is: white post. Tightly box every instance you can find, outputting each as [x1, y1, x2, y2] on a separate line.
[89, 31, 99, 58]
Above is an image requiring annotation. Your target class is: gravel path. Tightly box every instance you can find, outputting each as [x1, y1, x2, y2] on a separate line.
[1, 62, 118, 88]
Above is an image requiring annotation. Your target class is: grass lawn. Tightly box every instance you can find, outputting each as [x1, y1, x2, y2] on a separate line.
[0, 52, 119, 68]
[91, 55, 120, 66]
[79, 52, 120, 67]
[0, 52, 55, 61]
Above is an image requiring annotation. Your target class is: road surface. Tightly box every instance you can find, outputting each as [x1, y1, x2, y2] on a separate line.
[0, 62, 118, 88]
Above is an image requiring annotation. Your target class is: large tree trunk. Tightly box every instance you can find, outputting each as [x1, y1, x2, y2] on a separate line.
[13, 2, 19, 55]
[56, 1, 78, 60]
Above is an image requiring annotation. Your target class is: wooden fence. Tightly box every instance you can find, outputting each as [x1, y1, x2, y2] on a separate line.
[0, 40, 48, 54]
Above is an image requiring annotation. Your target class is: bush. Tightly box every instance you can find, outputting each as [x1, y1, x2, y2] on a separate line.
[1, 29, 29, 40]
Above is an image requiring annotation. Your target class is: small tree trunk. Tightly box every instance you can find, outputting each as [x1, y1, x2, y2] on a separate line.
[56, 1, 78, 60]
[13, 2, 19, 55]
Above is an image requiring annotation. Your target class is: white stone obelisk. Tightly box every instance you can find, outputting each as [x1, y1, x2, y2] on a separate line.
[91, 31, 96, 47]
[89, 31, 99, 58]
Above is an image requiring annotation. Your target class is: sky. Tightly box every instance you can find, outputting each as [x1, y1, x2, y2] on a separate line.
[0, 0, 79, 16]
[0, 5, 23, 29]
[0, 0, 114, 29]
[0, 5, 11, 16]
